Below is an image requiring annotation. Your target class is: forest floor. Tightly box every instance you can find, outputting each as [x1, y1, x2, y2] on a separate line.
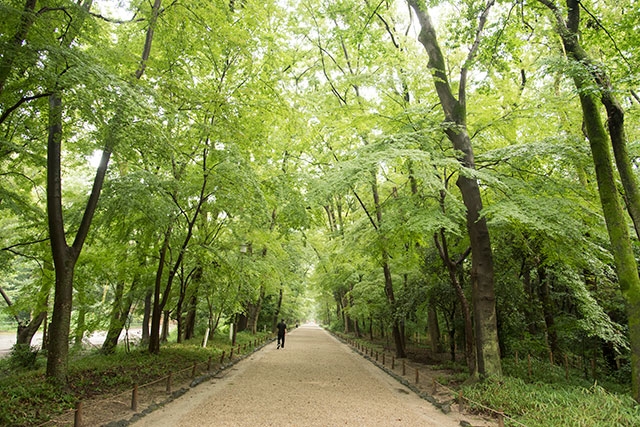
[61, 324, 497, 427]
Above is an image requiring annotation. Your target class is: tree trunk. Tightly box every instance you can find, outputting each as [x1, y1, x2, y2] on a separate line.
[538, 267, 559, 358]
[17, 312, 46, 346]
[371, 170, 406, 358]
[102, 280, 134, 354]
[73, 305, 86, 348]
[149, 227, 170, 354]
[434, 229, 476, 374]
[578, 86, 640, 400]
[161, 310, 171, 342]
[175, 278, 187, 344]
[427, 302, 442, 353]
[248, 286, 265, 335]
[1, 286, 47, 347]
[522, 263, 538, 336]
[185, 288, 198, 340]
[141, 288, 152, 344]
[408, 0, 501, 377]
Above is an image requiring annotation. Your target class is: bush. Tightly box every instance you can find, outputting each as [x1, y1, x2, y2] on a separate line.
[9, 344, 39, 370]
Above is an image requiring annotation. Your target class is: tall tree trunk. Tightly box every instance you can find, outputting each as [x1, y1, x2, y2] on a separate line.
[577, 85, 640, 400]
[141, 288, 152, 344]
[427, 302, 442, 353]
[408, 0, 501, 377]
[175, 277, 187, 344]
[73, 305, 86, 348]
[149, 227, 170, 354]
[434, 231, 475, 374]
[371, 170, 406, 358]
[521, 262, 538, 336]
[538, 267, 559, 359]
[185, 288, 198, 340]
[248, 286, 265, 335]
[538, 0, 640, 402]
[161, 310, 170, 342]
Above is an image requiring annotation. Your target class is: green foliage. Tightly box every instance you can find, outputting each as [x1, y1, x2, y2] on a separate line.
[8, 344, 40, 370]
[462, 376, 640, 427]
[0, 330, 268, 425]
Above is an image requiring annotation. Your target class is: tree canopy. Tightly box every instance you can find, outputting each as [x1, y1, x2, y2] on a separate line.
[1, 0, 640, 401]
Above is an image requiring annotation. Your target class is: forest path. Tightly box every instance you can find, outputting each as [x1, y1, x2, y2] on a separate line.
[131, 324, 494, 426]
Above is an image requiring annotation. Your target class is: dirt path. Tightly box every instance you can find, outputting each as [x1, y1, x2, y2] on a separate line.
[131, 324, 494, 426]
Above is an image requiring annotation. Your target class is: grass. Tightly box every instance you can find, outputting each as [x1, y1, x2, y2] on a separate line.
[0, 330, 271, 426]
[462, 357, 640, 426]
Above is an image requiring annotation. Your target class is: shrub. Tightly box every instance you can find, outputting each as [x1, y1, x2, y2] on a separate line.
[9, 344, 39, 370]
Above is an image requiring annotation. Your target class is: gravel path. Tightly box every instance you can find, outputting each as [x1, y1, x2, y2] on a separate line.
[131, 324, 489, 426]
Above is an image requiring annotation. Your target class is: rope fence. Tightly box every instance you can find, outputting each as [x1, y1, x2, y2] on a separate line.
[338, 334, 529, 427]
[36, 336, 272, 427]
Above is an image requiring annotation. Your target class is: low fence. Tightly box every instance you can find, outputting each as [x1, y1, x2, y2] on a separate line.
[336, 333, 528, 427]
[37, 336, 272, 427]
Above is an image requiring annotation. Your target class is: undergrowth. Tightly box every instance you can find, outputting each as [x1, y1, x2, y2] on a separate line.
[0, 330, 269, 426]
[462, 358, 640, 426]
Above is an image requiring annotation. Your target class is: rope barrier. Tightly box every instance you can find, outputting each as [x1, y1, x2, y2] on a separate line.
[35, 336, 273, 427]
[337, 333, 529, 427]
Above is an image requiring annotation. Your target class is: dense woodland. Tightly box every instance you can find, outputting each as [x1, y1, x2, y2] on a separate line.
[1, 0, 640, 407]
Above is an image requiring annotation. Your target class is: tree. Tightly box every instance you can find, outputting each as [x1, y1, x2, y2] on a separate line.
[537, 0, 640, 401]
[407, 0, 502, 378]
[46, 0, 162, 383]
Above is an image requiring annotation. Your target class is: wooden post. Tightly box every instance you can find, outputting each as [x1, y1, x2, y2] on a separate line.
[74, 401, 82, 427]
[207, 356, 212, 371]
[192, 362, 197, 378]
[375, 351, 378, 362]
[432, 378, 437, 394]
[131, 384, 138, 411]
[220, 351, 226, 364]
[166, 371, 173, 393]
[402, 360, 406, 376]
[415, 369, 419, 384]
[498, 412, 505, 427]
[230, 347, 234, 360]
[391, 356, 395, 370]
[458, 391, 464, 413]
[382, 353, 385, 366]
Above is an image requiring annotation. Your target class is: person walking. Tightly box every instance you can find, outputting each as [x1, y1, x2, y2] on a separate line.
[276, 319, 287, 349]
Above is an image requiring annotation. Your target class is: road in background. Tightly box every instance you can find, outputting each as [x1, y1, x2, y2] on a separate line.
[0, 328, 143, 356]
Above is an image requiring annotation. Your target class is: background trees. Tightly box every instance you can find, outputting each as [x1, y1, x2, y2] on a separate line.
[1, 0, 639, 399]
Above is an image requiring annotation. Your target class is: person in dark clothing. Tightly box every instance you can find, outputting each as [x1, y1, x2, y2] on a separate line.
[276, 319, 287, 349]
